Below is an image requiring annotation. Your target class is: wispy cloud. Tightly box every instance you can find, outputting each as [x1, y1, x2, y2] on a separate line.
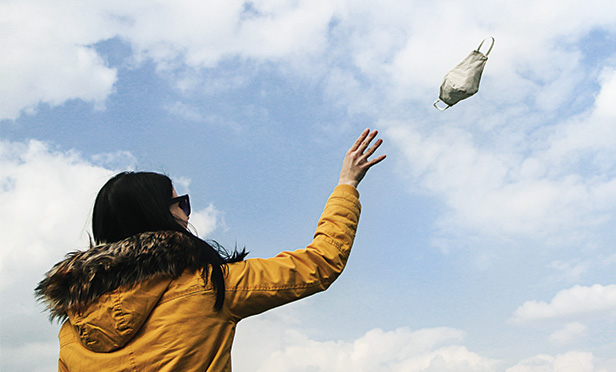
[382, 63, 616, 252]
[549, 322, 588, 345]
[505, 351, 598, 372]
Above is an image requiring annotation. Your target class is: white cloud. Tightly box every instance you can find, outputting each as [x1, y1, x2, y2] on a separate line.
[0, 0, 341, 120]
[0, 140, 117, 371]
[118, 0, 338, 68]
[234, 319, 612, 372]
[383, 60, 616, 248]
[512, 284, 616, 323]
[540, 68, 616, 169]
[549, 322, 588, 345]
[233, 321, 500, 372]
[594, 68, 616, 117]
[2, 0, 615, 124]
[0, 340, 58, 372]
[386, 120, 616, 243]
[0, 140, 115, 289]
[165, 101, 204, 122]
[190, 204, 222, 239]
[549, 260, 591, 283]
[0, 1, 117, 120]
[505, 351, 602, 372]
[90, 151, 137, 170]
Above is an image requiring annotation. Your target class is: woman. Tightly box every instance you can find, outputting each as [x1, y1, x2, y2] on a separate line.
[36, 129, 385, 372]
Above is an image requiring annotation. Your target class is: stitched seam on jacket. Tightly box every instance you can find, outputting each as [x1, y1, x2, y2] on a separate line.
[227, 281, 333, 292]
[114, 291, 129, 333]
[127, 343, 138, 372]
[318, 235, 348, 255]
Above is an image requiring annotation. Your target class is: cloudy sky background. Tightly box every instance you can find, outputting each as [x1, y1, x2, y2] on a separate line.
[1, 0, 616, 371]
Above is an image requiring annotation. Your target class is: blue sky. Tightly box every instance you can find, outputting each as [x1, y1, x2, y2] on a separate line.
[1, 0, 616, 371]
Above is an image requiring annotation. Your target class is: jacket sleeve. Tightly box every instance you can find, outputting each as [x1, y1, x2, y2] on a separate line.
[223, 184, 361, 321]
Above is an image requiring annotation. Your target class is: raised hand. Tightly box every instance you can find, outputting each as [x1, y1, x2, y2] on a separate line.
[338, 129, 386, 188]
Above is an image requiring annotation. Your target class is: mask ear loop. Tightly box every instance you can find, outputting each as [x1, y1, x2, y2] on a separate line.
[433, 99, 449, 111]
[476, 37, 495, 57]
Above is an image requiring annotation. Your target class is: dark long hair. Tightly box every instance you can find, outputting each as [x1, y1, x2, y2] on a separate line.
[92, 171, 247, 310]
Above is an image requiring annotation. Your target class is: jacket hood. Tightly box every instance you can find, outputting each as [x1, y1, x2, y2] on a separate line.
[35, 230, 208, 352]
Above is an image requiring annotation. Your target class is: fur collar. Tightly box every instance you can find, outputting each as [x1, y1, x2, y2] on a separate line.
[35, 231, 207, 322]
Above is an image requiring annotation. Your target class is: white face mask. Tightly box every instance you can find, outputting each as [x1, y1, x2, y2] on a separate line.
[434, 37, 494, 111]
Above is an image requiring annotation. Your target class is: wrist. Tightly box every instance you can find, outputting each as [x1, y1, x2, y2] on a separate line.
[338, 179, 359, 188]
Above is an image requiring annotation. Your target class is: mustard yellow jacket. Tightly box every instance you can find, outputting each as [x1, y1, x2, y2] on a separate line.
[37, 185, 361, 371]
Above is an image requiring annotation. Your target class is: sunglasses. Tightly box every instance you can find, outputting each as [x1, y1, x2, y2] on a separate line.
[170, 194, 191, 217]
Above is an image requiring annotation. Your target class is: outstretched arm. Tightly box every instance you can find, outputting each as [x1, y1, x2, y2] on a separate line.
[224, 129, 386, 320]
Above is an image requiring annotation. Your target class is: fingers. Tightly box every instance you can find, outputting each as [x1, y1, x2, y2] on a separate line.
[358, 129, 378, 153]
[362, 137, 383, 160]
[366, 153, 387, 167]
[350, 128, 370, 152]
[355, 130, 384, 166]
[351, 129, 379, 155]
